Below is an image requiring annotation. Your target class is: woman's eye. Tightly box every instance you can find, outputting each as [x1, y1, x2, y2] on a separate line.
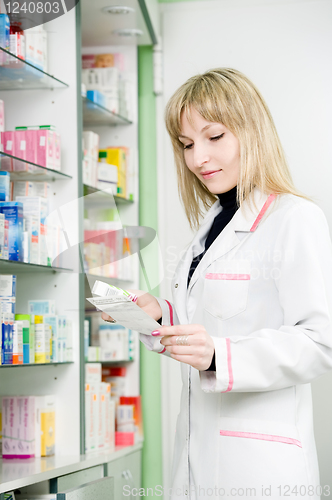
[210, 133, 225, 141]
[183, 143, 193, 150]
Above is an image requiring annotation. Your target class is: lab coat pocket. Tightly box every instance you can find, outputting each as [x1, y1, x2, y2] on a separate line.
[203, 259, 251, 319]
[217, 416, 309, 491]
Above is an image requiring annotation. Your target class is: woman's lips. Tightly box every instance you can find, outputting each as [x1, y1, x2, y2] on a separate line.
[201, 169, 222, 179]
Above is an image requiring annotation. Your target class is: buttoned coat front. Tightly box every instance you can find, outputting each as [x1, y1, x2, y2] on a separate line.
[140, 187, 332, 500]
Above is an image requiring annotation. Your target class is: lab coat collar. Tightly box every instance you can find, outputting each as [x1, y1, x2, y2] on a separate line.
[186, 187, 277, 295]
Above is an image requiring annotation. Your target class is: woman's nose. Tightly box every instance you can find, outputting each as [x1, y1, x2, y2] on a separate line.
[193, 144, 210, 169]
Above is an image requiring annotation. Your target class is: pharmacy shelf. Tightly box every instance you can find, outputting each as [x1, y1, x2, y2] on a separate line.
[83, 184, 134, 207]
[86, 273, 132, 288]
[0, 362, 74, 368]
[0, 152, 72, 181]
[82, 97, 132, 127]
[0, 48, 69, 90]
[0, 442, 143, 494]
[85, 360, 134, 365]
[0, 260, 72, 274]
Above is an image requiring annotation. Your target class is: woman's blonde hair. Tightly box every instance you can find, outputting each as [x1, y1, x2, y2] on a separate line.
[165, 67, 309, 230]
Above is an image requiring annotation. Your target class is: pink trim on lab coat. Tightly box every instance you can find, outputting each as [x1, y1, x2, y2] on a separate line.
[221, 338, 233, 393]
[165, 299, 174, 326]
[205, 273, 251, 280]
[250, 194, 277, 232]
[220, 429, 302, 448]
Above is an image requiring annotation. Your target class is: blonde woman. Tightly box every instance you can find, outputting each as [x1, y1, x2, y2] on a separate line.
[103, 68, 332, 499]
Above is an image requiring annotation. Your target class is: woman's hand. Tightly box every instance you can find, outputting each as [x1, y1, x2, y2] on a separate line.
[101, 289, 162, 323]
[154, 324, 215, 371]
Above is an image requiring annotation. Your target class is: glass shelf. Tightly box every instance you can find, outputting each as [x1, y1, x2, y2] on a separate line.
[0, 47, 69, 90]
[83, 184, 134, 206]
[0, 151, 72, 181]
[85, 360, 133, 365]
[82, 96, 132, 126]
[0, 362, 74, 368]
[0, 259, 72, 274]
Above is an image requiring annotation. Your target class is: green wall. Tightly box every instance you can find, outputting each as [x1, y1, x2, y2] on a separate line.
[138, 45, 163, 492]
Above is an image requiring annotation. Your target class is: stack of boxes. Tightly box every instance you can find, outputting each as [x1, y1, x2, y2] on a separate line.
[82, 52, 125, 115]
[85, 363, 115, 454]
[85, 313, 135, 362]
[97, 151, 118, 194]
[83, 217, 133, 280]
[101, 365, 143, 446]
[98, 147, 127, 198]
[1, 394, 56, 459]
[0, 285, 73, 366]
[0, 101, 66, 267]
[2, 125, 61, 173]
[82, 132, 128, 198]
[84, 221, 121, 278]
[0, 14, 48, 71]
[82, 131, 99, 187]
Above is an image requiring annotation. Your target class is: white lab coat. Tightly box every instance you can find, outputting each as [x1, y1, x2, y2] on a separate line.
[140, 187, 332, 500]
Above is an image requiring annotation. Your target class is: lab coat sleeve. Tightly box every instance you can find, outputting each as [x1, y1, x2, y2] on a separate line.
[139, 297, 179, 357]
[200, 201, 332, 393]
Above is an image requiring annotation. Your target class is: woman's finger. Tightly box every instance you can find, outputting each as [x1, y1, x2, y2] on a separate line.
[161, 333, 200, 346]
[165, 345, 200, 356]
[151, 324, 203, 337]
[101, 312, 115, 322]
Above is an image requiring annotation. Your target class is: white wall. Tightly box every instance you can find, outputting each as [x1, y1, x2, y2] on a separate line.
[157, 0, 332, 493]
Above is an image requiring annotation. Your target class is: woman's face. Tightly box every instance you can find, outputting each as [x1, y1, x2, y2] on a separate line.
[179, 107, 240, 194]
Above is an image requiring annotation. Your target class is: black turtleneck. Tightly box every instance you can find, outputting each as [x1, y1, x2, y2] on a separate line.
[187, 185, 239, 372]
[187, 185, 239, 288]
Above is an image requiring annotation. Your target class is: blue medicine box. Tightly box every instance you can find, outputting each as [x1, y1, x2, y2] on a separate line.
[0, 14, 10, 52]
[0, 202, 24, 261]
[87, 90, 107, 109]
[2, 317, 13, 365]
[0, 172, 10, 202]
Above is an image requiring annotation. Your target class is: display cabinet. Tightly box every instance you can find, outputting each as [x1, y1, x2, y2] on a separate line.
[0, 0, 157, 497]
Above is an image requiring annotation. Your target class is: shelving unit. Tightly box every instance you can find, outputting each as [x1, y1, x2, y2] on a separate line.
[0, 260, 72, 273]
[83, 184, 133, 207]
[0, 361, 73, 368]
[0, 7, 82, 464]
[0, 0, 158, 497]
[0, 48, 69, 90]
[81, 41, 140, 390]
[0, 152, 72, 181]
[82, 97, 132, 127]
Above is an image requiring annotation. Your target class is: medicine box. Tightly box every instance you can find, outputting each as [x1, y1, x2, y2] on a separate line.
[2, 397, 18, 458]
[12, 321, 23, 365]
[35, 395, 56, 457]
[0, 275, 16, 297]
[2, 131, 15, 171]
[85, 362, 102, 384]
[0, 172, 10, 202]
[16, 196, 48, 265]
[28, 300, 55, 316]
[2, 313, 13, 364]
[34, 323, 51, 363]
[15, 315, 31, 364]
[86, 90, 107, 108]
[16, 396, 35, 458]
[0, 202, 24, 261]
[43, 315, 58, 362]
[0, 15, 10, 66]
